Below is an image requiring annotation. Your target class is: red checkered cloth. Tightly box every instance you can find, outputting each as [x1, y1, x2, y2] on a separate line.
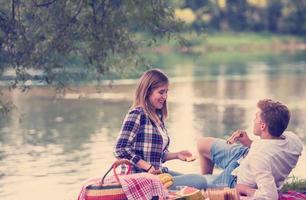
[279, 191, 306, 200]
[118, 173, 168, 200]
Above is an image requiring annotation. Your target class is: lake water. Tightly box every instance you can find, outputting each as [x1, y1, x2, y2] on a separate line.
[0, 51, 306, 200]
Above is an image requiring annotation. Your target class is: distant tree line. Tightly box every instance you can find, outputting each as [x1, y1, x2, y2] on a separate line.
[171, 0, 306, 36]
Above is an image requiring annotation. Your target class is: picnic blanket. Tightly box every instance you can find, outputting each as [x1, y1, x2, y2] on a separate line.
[118, 172, 168, 200]
[77, 173, 168, 200]
[279, 190, 306, 200]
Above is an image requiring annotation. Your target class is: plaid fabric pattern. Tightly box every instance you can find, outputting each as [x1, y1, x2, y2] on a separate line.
[279, 191, 306, 200]
[114, 107, 170, 173]
[118, 173, 168, 200]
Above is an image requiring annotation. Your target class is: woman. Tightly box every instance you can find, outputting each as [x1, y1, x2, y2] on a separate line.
[114, 68, 207, 189]
[114, 68, 194, 174]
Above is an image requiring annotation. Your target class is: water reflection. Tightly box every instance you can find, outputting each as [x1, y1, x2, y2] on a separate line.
[0, 52, 306, 200]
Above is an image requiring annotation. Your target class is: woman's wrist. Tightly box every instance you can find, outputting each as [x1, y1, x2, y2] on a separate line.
[146, 164, 153, 172]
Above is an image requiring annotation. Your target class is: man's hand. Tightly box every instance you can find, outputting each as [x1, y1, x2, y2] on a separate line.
[226, 130, 252, 147]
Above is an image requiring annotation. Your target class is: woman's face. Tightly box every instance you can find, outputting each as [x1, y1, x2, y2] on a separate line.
[148, 84, 168, 110]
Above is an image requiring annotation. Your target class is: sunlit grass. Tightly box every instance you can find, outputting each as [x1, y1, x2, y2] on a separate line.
[203, 32, 304, 46]
[282, 176, 306, 192]
[142, 31, 304, 52]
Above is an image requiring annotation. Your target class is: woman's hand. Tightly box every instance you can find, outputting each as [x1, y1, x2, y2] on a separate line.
[163, 151, 196, 162]
[139, 160, 162, 174]
[176, 150, 196, 162]
[147, 167, 162, 175]
[226, 130, 252, 147]
[137, 160, 161, 174]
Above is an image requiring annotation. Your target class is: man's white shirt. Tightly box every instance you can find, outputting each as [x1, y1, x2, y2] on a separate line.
[232, 131, 304, 199]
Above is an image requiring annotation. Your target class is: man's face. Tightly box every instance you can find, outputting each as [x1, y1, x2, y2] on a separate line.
[253, 109, 264, 136]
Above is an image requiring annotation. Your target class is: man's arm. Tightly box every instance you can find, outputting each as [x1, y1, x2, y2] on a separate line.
[235, 184, 256, 196]
[250, 154, 278, 199]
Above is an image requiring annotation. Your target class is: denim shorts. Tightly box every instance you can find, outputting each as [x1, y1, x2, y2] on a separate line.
[168, 139, 249, 190]
[206, 139, 249, 188]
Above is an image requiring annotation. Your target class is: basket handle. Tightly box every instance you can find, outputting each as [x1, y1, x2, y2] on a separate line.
[101, 159, 132, 185]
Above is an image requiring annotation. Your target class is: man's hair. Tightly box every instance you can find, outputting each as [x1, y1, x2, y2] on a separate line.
[257, 99, 290, 137]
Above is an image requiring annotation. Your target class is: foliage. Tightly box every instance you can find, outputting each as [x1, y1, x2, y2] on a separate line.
[171, 0, 306, 36]
[0, 91, 15, 116]
[1, 0, 304, 90]
[0, 0, 185, 89]
[282, 176, 306, 192]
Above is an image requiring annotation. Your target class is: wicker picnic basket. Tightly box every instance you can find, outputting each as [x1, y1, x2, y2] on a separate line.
[84, 159, 131, 200]
[204, 187, 240, 200]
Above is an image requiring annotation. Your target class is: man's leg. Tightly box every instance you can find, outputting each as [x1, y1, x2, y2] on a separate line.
[198, 137, 249, 188]
[197, 137, 249, 173]
[170, 174, 208, 190]
[197, 137, 215, 174]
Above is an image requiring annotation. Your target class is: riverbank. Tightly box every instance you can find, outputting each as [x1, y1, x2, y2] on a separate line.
[147, 31, 306, 54]
[139, 32, 306, 76]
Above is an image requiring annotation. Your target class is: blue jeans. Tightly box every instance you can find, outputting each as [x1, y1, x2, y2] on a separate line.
[168, 170, 208, 190]
[208, 139, 249, 188]
[168, 139, 249, 190]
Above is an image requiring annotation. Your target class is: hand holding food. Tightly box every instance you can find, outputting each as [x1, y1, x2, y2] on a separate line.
[226, 130, 252, 147]
[226, 130, 246, 144]
[177, 150, 195, 162]
[185, 156, 196, 162]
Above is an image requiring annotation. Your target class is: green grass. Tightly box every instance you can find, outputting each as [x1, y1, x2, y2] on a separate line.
[203, 32, 304, 46]
[281, 177, 306, 192]
[143, 31, 304, 52]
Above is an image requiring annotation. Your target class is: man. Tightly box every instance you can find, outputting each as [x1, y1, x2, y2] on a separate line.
[197, 99, 303, 199]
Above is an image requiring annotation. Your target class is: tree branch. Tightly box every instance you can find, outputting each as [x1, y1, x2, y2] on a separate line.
[11, 0, 15, 21]
[32, 0, 57, 7]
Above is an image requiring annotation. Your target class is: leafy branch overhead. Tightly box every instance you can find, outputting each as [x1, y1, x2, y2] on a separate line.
[0, 0, 184, 87]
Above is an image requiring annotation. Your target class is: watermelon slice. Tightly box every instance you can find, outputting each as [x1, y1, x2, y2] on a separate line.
[168, 186, 204, 200]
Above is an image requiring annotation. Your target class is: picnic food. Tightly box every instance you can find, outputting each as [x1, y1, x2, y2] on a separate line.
[158, 173, 174, 188]
[185, 156, 196, 162]
[204, 187, 239, 200]
[172, 186, 204, 200]
[226, 132, 244, 144]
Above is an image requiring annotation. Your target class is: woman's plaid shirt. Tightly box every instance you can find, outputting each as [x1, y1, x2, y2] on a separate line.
[114, 107, 170, 173]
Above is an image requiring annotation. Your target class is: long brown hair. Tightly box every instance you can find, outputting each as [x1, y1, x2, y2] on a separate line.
[132, 68, 169, 126]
